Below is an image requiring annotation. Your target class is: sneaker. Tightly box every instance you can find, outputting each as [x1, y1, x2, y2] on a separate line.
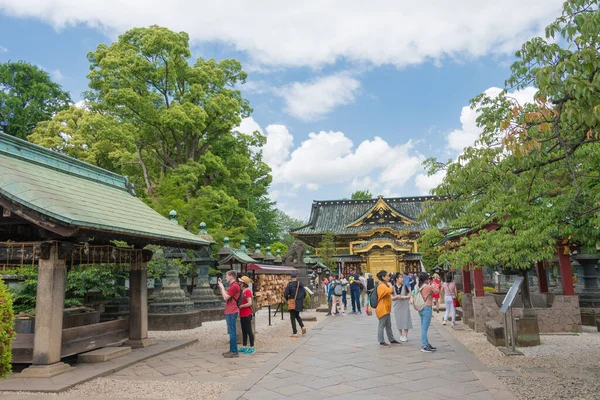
[390, 340, 402, 345]
[442, 321, 447, 325]
[325, 313, 332, 316]
[246, 347, 255, 354]
[380, 342, 390, 347]
[427, 344, 437, 351]
[302, 327, 307, 335]
[421, 346, 434, 353]
[238, 347, 247, 354]
[334, 312, 340, 316]
[400, 336, 408, 342]
[223, 352, 239, 358]
[290, 334, 298, 338]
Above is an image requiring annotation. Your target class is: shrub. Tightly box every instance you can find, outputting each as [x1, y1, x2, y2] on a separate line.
[484, 286, 497, 293]
[0, 278, 15, 378]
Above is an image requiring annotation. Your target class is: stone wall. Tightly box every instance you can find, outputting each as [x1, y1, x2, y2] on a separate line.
[468, 293, 582, 334]
[537, 295, 582, 333]
[462, 293, 475, 330]
[473, 296, 503, 333]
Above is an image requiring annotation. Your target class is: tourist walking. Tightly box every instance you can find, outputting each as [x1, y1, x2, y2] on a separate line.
[217, 270, 241, 358]
[416, 272, 439, 353]
[238, 276, 255, 354]
[441, 274, 458, 326]
[284, 272, 307, 337]
[366, 273, 375, 295]
[432, 273, 442, 313]
[392, 274, 412, 342]
[326, 276, 334, 316]
[340, 274, 348, 309]
[375, 270, 401, 346]
[359, 272, 368, 307]
[350, 273, 362, 314]
[331, 275, 345, 315]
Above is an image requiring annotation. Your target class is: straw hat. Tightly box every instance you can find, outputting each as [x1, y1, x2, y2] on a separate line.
[239, 276, 254, 286]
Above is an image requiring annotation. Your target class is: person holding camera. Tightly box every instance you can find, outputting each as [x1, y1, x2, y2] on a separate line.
[375, 270, 401, 346]
[218, 270, 241, 358]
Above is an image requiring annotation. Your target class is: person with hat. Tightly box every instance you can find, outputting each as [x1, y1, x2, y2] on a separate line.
[238, 275, 255, 354]
[284, 272, 307, 338]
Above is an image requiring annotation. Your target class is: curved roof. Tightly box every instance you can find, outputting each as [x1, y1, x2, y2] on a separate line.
[0, 132, 208, 248]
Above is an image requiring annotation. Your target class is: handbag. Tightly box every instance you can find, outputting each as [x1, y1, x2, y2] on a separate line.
[453, 297, 460, 308]
[287, 282, 299, 311]
[365, 296, 372, 316]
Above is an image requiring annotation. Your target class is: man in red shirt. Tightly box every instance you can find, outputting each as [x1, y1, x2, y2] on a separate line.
[218, 270, 240, 358]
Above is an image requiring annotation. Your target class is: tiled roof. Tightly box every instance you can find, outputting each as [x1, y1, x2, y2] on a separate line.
[218, 249, 257, 265]
[0, 132, 208, 248]
[291, 196, 440, 235]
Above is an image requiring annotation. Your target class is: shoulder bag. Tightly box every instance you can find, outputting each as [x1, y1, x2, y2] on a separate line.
[288, 282, 299, 311]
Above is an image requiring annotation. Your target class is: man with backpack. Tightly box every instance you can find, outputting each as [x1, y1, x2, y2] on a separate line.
[331, 275, 345, 315]
[350, 273, 362, 314]
[218, 270, 241, 358]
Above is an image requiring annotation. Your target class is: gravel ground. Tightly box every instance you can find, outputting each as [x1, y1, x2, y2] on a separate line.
[1, 309, 324, 400]
[446, 321, 600, 400]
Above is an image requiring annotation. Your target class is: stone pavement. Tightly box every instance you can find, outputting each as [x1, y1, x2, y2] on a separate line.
[220, 307, 518, 400]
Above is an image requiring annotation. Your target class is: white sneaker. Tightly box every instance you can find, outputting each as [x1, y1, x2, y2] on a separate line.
[400, 336, 408, 342]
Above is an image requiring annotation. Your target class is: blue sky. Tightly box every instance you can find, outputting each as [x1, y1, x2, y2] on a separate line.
[0, 1, 564, 219]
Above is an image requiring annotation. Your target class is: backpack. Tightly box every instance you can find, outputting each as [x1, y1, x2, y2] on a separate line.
[369, 283, 380, 308]
[333, 281, 343, 296]
[411, 286, 427, 312]
[232, 282, 243, 308]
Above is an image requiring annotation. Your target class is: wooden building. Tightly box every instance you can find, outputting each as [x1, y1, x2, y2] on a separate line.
[291, 195, 439, 276]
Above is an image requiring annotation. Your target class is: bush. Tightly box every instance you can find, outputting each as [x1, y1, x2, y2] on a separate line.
[0, 278, 15, 378]
[303, 292, 311, 310]
[484, 286, 497, 293]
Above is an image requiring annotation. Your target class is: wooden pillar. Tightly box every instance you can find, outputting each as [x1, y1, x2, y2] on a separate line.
[20, 244, 72, 377]
[462, 264, 472, 294]
[536, 261, 549, 294]
[125, 265, 156, 348]
[473, 264, 485, 297]
[557, 245, 575, 296]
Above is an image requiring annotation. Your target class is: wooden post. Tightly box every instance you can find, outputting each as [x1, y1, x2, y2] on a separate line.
[125, 265, 156, 348]
[473, 264, 485, 297]
[462, 264, 472, 294]
[20, 244, 72, 377]
[557, 245, 575, 296]
[536, 261, 549, 294]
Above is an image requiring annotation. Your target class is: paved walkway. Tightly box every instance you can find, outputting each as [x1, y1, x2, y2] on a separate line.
[220, 307, 518, 400]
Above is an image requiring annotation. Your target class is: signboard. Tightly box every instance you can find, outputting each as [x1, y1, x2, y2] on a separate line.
[500, 276, 524, 313]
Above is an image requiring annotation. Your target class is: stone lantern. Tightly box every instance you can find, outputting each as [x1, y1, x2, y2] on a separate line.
[190, 222, 224, 315]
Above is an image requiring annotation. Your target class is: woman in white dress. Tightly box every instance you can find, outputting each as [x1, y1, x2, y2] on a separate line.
[392, 274, 412, 342]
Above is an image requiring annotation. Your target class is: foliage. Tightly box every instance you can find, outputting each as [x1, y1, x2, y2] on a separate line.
[484, 286, 497, 293]
[303, 292, 311, 310]
[0, 61, 71, 139]
[0, 278, 15, 378]
[275, 210, 306, 246]
[270, 241, 289, 257]
[318, 232, 337, 271]
[8, 266, 38, 314]
[417, 228, 445, 273]
[245, 196, 279, 247]
[421, 0, 600, 270]
[351, 190, 373, 200]
[29, 26, 271, 243]
[147, 248, 194, 279]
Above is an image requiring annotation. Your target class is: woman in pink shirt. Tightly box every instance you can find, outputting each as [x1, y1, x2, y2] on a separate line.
[417, 272, 439, 353]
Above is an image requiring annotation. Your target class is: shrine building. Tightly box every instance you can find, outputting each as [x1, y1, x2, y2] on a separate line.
[291, 195, 439, 276]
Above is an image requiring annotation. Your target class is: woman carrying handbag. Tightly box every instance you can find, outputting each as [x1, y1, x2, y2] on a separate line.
[441, 274, 458, 326]
[284, 272, 307, 338]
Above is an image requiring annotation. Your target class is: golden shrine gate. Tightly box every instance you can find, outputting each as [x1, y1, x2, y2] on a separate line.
[291, 195, 439, 276]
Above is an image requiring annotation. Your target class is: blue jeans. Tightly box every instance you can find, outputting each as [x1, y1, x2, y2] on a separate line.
[419, 306, 432, 348]
[342, 291, 347, 308]
[225, 313, 238, 353]
[350, 289, 361, 313]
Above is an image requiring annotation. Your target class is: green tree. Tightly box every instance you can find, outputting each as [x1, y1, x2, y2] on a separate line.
[30, 26, 272, 241]
[270, 241, 289, 256]
[417, 228, 444, 273]
[0, 278, 15, 378]
[0, 61, 71, 139]
[421, 0, 600, 270]
[351, 190, 373, 200]
[275, 210, 306, 246]
[318, 232, 337, 271]
[245, 196, 279, 247]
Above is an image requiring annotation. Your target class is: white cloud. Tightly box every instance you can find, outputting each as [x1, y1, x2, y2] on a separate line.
[0, 45, 7, 53]
[0, 1, 563, 68]
[415, 170, 446, 195]
[236, 116, 263, 135]
[50, 68, 64, 81]
[262, 124, 293, 168]
[446, 86, 538, 153]
[278, 72, 360, 121]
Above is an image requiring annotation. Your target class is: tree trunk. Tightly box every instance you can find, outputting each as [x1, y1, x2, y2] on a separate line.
[136, 145, 154, 197]
[520, 269, 533, 309]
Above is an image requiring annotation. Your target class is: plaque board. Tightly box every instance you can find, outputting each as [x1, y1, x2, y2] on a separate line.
[500, 276, 524, 313]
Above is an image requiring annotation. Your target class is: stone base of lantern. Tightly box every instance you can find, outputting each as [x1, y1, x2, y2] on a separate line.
[148, 310, 202, 331]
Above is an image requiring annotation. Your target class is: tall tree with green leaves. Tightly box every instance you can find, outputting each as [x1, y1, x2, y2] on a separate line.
[244, 196, 279, 247]
[30, 26, 272, 242]
[417, 228, 445, 273]
[318, 232, 337, 271]
[0, 61, 71, 139]
[351, 190, 373, 200]
[421, 0, 600, 270]
[275, 210, 306, 246]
